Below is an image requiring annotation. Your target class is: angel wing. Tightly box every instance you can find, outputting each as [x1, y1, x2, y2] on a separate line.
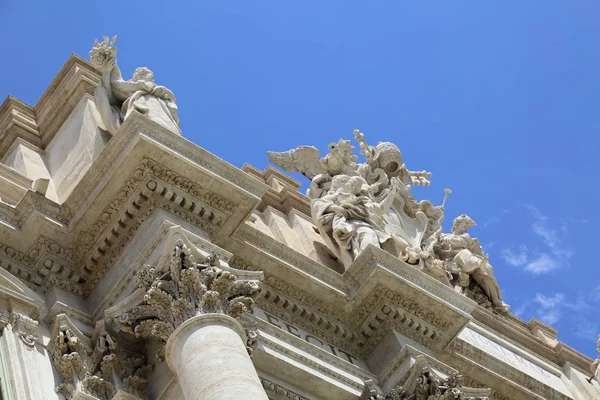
[267, 146, 327, 180]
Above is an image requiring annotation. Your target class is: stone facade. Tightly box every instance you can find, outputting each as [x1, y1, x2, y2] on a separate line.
[0, 40, 598, 400]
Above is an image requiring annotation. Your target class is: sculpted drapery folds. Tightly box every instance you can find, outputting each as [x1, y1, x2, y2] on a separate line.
[89, 36, 181, 135]
[434, 215, 509, 313]
[591, 334, 600, 382]
[269, 129, 509, 313]
[112, 240, 260, 361]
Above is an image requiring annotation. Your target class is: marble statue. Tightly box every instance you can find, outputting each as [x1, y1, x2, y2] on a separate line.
[434, 215, 509, 312]
[591, 334, 600, 382]
[311, 175, 402, 267]
[268, 129, 510, 313]
[89, 36, 181, 135]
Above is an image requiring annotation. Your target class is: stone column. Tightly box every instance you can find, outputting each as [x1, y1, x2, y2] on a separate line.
[108, 240, 268, 400]
[166, 314, 267, 400]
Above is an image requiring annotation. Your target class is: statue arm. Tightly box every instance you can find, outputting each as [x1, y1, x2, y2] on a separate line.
[152, 85, 176, 102]
[469, 238, 485, 256]
[110, 78, 150, 101]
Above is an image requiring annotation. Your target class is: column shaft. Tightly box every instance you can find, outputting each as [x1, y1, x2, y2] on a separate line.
[166, 314, 268, 400]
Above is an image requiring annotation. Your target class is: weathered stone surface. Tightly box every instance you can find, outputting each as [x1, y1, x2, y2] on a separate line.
[0, 42, 597, 400]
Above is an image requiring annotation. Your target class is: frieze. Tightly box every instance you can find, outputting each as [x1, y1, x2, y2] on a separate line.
[449, 336, 572, 400]
[256, 309, 362, 367]
[256, 320, 375, 382]
[262, 274, 348, 322]
[260, 377, 310, 400]
[28, 235, 75, 262]
[135, 120, 266, 198]
[231, 257, 350, 324]
[77, 158, 234, 262]
[81, 194, 219, 294]
[0, 243, 31, 265]
[257, 292, 360, 355]
[258, 333, 364, 391]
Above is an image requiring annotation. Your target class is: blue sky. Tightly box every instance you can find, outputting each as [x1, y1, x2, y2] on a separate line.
[1, 2, 599, 358]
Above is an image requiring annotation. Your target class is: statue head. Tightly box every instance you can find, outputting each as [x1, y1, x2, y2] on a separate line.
[132, 67, 154, 83]
[329, 176, 370, 197]
[373, 142, 403, 177]
[451, 214, 476, 235]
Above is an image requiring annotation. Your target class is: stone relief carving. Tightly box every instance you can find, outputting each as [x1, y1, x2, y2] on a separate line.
[268, 129, 509, 313]
[11, 312, 38, 348]
[433, 214, 509, 312]
[90, 36, 181, 135]
[108, 240, 260, 361]
[49, 316, 149, 400]
[361, 368, 490, 400]
[260, 377, 309, 400]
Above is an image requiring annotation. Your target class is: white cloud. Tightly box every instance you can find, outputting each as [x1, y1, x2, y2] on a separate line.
[524, 253, 560, 274]
[516, 290, 600, 343]
[500, 205, 572, 274]
[533, 293, 564, 325]
[500, 247, 528, 266]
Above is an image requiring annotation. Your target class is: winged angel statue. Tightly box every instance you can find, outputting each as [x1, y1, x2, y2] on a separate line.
[268, 130, 509, 312]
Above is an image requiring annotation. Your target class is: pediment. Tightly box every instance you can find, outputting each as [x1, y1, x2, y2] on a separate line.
[0, 267, 45, 319]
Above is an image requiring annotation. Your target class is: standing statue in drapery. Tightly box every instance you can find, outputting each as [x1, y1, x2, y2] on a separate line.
[591, 335, 600, 384]
[89, 36, 181, 136]
[434, 214, 509, 312]
[268, 129, 510, 314]
[311, 175, 402, 267]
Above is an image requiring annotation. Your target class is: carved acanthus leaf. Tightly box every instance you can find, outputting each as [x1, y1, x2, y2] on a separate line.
[49, 317, 149, 400]
[361, 368, 490, 400]
[115, 240, 260, 361]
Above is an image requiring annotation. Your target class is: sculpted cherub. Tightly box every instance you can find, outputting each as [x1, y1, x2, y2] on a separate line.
[89, 36, 181, 136]
[311, 175, 402, 269]
[267, 138, 359, 199]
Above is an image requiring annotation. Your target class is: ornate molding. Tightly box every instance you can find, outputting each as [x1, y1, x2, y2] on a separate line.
[48, 315, 149, 400]
[260, 377, 309, 400]
[362, 367, 491, 400]
[109, 240, 260, 361]
[11, 312, 38, 348]
[449, 338, 571, 400]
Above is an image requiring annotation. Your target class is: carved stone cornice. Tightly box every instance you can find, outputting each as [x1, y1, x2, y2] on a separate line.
[448, 335, 572, 400]
[233, 240, 474, 355]
[106, 239, 262, 362]
[260, 377, 309, 400]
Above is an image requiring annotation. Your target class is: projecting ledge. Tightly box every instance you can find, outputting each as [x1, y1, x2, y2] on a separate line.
[343, 245, 477, 353]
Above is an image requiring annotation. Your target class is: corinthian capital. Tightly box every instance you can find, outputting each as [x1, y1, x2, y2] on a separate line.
[115, 240, 260, 361]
